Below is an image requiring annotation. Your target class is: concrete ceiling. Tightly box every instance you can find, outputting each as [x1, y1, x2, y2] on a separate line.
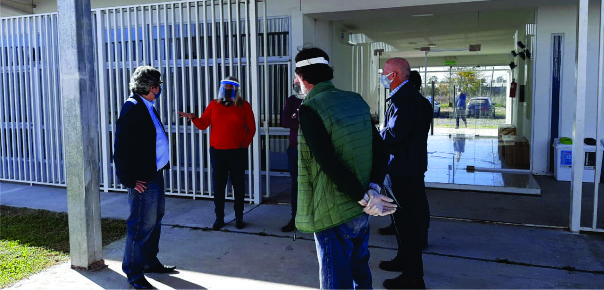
[0, 0, 36, 14]
[306, 1, 550, 64]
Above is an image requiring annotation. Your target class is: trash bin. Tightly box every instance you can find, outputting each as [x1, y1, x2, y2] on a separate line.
[552, 138, 600, 182]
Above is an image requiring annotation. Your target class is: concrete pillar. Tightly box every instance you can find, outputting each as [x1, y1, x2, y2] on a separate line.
[57, 0, 104, 269]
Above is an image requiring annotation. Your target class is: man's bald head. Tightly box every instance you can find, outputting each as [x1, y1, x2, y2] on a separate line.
[383, 57, 410, 89]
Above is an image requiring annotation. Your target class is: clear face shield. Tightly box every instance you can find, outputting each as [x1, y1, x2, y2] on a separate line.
[219, 79, 240, 106]
[292, 77, 304, 99]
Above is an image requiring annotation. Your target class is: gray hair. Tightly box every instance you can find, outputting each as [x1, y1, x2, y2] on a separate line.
[129, 66, 162, 96]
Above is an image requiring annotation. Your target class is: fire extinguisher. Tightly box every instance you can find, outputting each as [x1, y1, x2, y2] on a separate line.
[510, 79, 517, 98]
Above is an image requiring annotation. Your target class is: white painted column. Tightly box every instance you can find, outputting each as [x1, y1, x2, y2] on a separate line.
[57, 0, 104, 269]
[570, 0, 589, 233]
[592, 0, 604, 231]
[249, 1, 262, 204]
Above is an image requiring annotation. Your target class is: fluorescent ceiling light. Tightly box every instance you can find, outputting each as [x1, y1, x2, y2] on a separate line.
[412, 13, 434, 17]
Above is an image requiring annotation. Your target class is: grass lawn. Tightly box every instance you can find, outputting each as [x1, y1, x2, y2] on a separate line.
[0, 205, 126, 288]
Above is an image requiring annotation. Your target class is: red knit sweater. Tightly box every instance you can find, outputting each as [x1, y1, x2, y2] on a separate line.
[192, 99, 256, 149]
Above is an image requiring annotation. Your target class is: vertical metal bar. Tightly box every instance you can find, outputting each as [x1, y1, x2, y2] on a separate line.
[176, 2, 185, 194]
[187, 2, 195, 197]
[16, 18, 26, 181]
[51, 15, 62, 184]
[7, 19, 18, 180]
[142, 5, 148, 64]
[106, 9, 118, 187]
[235, 0, 242, 78]
[219, 0, 225, 78]
[194, 1, 202, 198]
[8, 19, 19, 179]
[245, 0, 252, 201]
[211, 0, 218, 89]
[24, 17, 35, 181]
[112, 8, 122, 187]
[40, 16, 51, 182]
[170, 2, 178, 193]
[118, 8, 128, 189]
[40, 16, 52, 183]
[33, 16, 44, 182]
[263, 1, 269, 201]
[0, 19, 8, 179]
[134, 6, 140, 67]
[248, 0, 261, 204]
[593, 0, 604, 230]
[227, 0, 233, 77]
[96, 10, 110, 191]
[162, 3, 172, 192]
[571, 0, 589, 233]
[148, 5, 154, 67]
[127, 7, 134, 74]
[155, 5, 163, 120]
[203, 0, 212, 197]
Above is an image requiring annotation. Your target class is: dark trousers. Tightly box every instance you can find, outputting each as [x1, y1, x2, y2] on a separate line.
[390, 174, 430, 278]
[210, 147, 247, 220]
[456, 108, 467, 127]
[287, 145, 298, 218]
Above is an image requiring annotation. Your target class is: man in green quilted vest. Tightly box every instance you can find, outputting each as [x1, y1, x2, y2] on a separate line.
[294, 47, 396, 289]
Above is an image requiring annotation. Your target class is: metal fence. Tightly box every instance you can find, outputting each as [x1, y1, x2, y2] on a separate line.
[0, 0, 291, 202]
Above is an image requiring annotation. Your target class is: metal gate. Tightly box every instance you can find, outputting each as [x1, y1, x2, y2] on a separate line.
[0, 0, 291, 203]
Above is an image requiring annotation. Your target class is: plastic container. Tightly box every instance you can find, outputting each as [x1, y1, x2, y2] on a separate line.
[552, 138, 599, 182]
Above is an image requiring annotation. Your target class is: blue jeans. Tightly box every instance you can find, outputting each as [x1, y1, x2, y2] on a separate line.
[314, 214, 372, 289]
[122, 171, 165, 282]
[287, 145, 298, 218]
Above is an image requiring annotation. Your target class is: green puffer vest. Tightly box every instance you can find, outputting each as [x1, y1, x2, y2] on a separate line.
[295, 81, 373, 233]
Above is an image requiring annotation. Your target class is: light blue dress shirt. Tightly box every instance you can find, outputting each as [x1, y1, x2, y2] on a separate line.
[139, 95, 170, 171]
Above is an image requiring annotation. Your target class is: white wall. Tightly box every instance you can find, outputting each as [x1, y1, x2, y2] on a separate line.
[532, 2, 602, 174]
[533, 5, 576, 175]
[331, 23, 354, 91]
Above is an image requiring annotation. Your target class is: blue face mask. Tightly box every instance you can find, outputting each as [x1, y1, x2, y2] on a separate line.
[154, 85, 162, 99]
[380, 72, 393, 89]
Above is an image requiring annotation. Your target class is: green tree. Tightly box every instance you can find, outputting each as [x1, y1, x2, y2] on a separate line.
[450, 68, 486, 97]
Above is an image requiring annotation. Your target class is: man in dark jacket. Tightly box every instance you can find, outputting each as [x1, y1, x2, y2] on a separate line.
[113, 66, 175, 289]
[378, 57, 433, 289]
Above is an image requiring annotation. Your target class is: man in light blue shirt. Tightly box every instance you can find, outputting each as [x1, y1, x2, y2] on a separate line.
[114, 66, 175, 289]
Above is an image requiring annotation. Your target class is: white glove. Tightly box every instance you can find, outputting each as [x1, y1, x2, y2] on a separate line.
[358, 183, 397, 216]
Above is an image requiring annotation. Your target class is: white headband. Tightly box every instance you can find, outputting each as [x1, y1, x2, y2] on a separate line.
[295, 57, 329, 68]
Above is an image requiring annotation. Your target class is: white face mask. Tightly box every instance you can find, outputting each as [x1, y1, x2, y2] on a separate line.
[380, 72, 394, 89]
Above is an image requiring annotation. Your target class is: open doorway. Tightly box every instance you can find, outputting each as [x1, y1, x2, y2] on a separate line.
[328, 5, 539, 193]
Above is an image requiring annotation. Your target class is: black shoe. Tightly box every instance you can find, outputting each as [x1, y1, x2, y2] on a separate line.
[213, 218, 225, 230]
[281, 218, 296, 232]
[379, 258, 403, 272]
[378, 223, 396, 235]
[129, 276, 155, 289]
[235, 219, 245, 229]
[383, 274, 425, 289]
[144, 264, 176, 273]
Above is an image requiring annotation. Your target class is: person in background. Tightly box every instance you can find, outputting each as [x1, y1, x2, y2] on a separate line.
[379, 57, 433, 289]
[280, 78, 304, 232]
[295, 47, 395, 289]
[409, 70, 422, 91]
[179, 76, 256, 230]
[456, 88, 467, 129]
[114, 66, 176, 290]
